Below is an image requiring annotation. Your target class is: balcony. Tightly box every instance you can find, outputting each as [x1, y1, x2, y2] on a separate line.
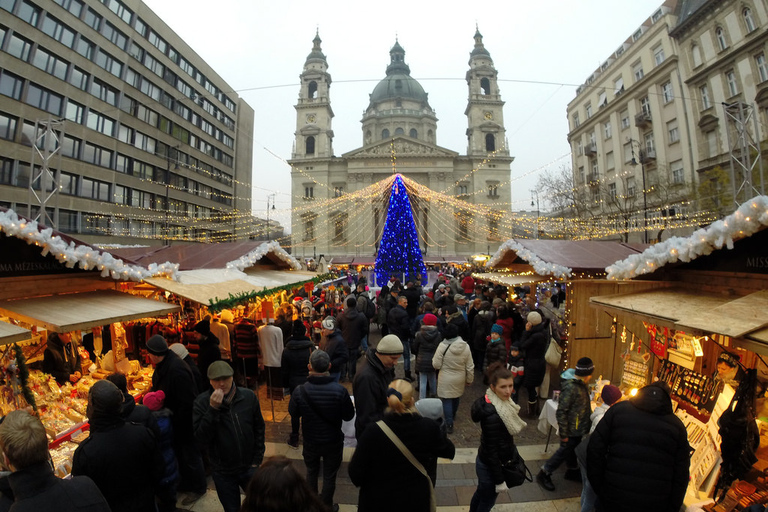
[588, 172, 600, 185]
[635, 112, 652, 128]
[584, 142, 597, 156]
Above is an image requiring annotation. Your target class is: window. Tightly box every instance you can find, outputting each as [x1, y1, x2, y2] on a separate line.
[68, 66, 88, 90]
[114, 184, 128, 204]
[75, 36, 95, 60]
[0, 72, 24, 100]
[101, 21, 127, 50]
[692, 44, 702, 67]
[590, 158, 598, 180]
[671, 160, 684, 184]
[25, 84, 63, 115]
[53, 0, 83, 17]
[95, 49, 123, 77]
[147, 30, 167, 54]
[61, 134, 80, 158]
[7, 33, 33, 61]
[485, 133, 495, 151]
[86, 109, 114, 136]
[585, 103, 593, 118]
[139, 77, 161, 101]
[640, 96, 651, 116]
[627, 177, 636, 197]
[654, 45, 665, 66]
[726, 70, 739, 96]
[608, 183, 617, 200]
[700, 83, 711, 109]
[0, 113, 17, 140]
[620, 109, 630, 129]
[606, 151, 615, 170]
[32, 47, 69, 80]
[604, 121, 612, 139]
[652, 9, 663, 22]
[114, 153, 129, 173]
[133, 131, 155, 153]
[457, 184, 468, 195]
[706, 130, 718, 158]
[575, 141, 582, 156]
[633, 61, 644, 82]
[623, 142, 633, 163]
[136, 104, 158, 125]
[90, 78, 118, 106]
[716, 27, 728, 51]
[143, 53, 163, 77]
[304, 186, 314, 199]
[632, 28, 643, 42]
[82, 142, 112, 168]
[579, 166, 585, 184]
[333, 186, 344, 198]
[756, 53, 768, 83]
[744, 8, 756, 33]
[41, 15, 75, 48]
[81, 177, 110, 201]
[18, 0, 40, 26]
[105, 0, 132, 24]
[487, 183, 499, 198]
[614, 76, 624, 96]
[382, 129, 390, 139]
[661, 81, 674, 103]
[83, 8, 101, 30]
[667, 119, 679, 144]
[394, 127, 404, 136]
[65, 100, 84, 124]
[572, 112, 580, 129]
[130, 159, 152, 179]
[0, 0, 15, 12]
[644, 132, 655, 154]
[598, 91, 607, 108]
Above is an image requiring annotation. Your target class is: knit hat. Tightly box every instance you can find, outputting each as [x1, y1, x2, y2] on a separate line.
[207, 361, 234, 380]
[143, 390, 165, 411]
[454, 294, 466, 302]
[169, 343, 189, 359]
[88, 380, 123, 417]
[575, 357, 595, 377]
[219, 309, 234, 323]
[292, 320, 306, 337]
[600, 384, 622, 406]
[422, 313, 438, 326]
[309, 349, 331, 373]
[377, 334, 404, 355]
[321, 316, 336, 330]
[193, 320, 210, 336]
[491, 324, 504, 335]
[527, 311, 542, 326]
[438, 284, 445, 289]
[146, 334, 169, 355]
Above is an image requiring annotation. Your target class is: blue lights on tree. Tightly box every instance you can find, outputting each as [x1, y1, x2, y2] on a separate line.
[375, 174, 427, 285]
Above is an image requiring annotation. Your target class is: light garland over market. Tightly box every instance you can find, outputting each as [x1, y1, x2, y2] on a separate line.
[225, 241, 302, 272]
[606, 195, 768, 280]
[486, 240, 573, 279]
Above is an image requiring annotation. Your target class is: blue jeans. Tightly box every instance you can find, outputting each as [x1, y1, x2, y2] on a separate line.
[303, 440, 344, 507]
[402, 339, 411, 373]
[469, 456, 498, 512]
[361, 334, 369, 352]
[441, 397, 460, 427]
[419, 371, 437, 398]
[212, 466, 256, 512]
[542, 435, 582, 474]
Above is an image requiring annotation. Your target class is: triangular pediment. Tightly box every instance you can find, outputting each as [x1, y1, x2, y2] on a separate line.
[343, 137, 459, 159]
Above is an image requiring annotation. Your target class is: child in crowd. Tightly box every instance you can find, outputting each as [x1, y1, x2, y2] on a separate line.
[507, 344, 525, 404]
[143, 390, 180, 512]
[484, 324, 507, 372]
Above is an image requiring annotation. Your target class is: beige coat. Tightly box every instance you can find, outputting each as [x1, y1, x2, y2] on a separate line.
[433, 337, 474, 399]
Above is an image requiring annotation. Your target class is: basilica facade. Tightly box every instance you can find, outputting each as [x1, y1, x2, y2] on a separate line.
[288, 31, 513, 259]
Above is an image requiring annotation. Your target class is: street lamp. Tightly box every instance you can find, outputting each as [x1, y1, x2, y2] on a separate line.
[530, 190, 540, 239]
[266, 193, 276, 241]
[628, 139, 648, 244]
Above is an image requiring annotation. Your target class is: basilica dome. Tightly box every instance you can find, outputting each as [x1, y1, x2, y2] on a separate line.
[368, 41, 430, 107]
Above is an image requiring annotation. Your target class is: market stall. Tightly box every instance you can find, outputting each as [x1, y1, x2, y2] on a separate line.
[589, 196, 768, 508]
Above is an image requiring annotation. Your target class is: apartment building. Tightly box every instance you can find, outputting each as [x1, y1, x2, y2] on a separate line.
[0, 0, 254, 244]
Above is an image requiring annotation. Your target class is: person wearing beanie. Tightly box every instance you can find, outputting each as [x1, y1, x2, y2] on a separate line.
[191, 319, 222, 387]
[433, 322, 474, 434]
[72, 381, 163, 512]
[319, 316, 348, 384]
[536, 356, 595, 492]
[387, 295, 413, 380]
[352, 334, 403, 440]
[412, 313, 442, 399]
[169, 343, 205, 394]
[287, 350, 354, 510]
[193, 360, 265, 512]
[281, 320, 315, 398]
[587, 382, 689, 512]
[148, 335, 207, 503]
[484, 324, 507, 372]
[141, 390, 179, 512]
[517, 309, 549, 418]
[337, 295, 368, 382]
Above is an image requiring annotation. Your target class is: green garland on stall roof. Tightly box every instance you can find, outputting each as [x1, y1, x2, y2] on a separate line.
[207, 273, 336, 312]
[13, 343, 36, 411]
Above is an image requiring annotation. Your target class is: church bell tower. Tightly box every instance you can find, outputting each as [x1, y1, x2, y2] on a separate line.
[293, 31, 334, 159]
[465, 28, 507, 157]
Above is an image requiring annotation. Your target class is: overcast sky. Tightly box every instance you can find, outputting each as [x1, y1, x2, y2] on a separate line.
[143, 0, 669, 232]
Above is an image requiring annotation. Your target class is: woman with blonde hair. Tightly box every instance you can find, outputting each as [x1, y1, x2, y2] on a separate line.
[349, 379, 455, 512]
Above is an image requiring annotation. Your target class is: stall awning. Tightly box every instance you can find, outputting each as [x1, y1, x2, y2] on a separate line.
[0, 321, 31, 345]
[473, 272, 547, 288]
[590, 287, 768, 346]
[145, 269, 317, 306]
[0, 290, 180, 332]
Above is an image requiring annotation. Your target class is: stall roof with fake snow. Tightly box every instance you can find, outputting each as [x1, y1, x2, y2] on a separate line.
[486, 239, 647, 279]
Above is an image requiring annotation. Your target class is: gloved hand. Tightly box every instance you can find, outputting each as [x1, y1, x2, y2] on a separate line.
[495, 482, 509, 493]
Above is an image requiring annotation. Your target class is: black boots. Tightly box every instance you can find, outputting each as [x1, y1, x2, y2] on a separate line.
[527, 400, 539, 418]
[536, 470, 555, 491]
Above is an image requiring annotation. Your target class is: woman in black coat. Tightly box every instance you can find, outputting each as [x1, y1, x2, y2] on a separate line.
[517, 311, 548, 416]
[469, 363, 527, 512]
[349, 379, 455, 512]
[280, 321, 315, 394]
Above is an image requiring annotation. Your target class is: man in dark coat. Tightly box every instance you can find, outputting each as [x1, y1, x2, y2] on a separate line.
[402, 281, 421, 318]
[193, 361, 265, 512]
[169, 343, 206, 393]
[288, 350, 355, 510]
[587, 381, 690, 512]
[147, 334, 207, 504]
[337, 296, 368, 382]
[72, 380, 163, 512]
[281, 320, 315, 397]
[191, 319, 222, 386]
[0, 410, 110, 512]
[105, 372, 159, 438]
[42, 332, 81, 385]
[387, 295, 413, 379]
[319, 316, 348, 383]
[352, 334, 402, 440]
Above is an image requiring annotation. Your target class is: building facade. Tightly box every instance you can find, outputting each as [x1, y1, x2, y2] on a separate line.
[0, 0, 254, 244]
[288, 31, 514, 259]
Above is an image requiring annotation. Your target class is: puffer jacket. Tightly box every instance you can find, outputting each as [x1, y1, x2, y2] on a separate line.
[320, 329, 348, 376]
[518, 321, 548, 388]
[288, 374, 355, 445]
[484, 338, 507, 369]
[555, 377, 591, 437]
[471, 395, 517, 485]
[412, 325, 441, 373]
[471, 311, 494, 351]
[8, 461, 110, 512]
[338, 307, 368, 350]
[587, 384, 690, 512]
[280, 336, 314, 392]
[387, 305, 411, 340]
[192, 385, 266, 475]
[433, 337, 474, 399]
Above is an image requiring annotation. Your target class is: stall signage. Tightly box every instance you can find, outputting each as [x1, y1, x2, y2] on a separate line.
[0, 234, 86, 277]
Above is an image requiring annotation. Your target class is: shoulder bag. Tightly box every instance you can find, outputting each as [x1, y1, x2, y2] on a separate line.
[376, 420, 436, 512]
[501, 446, 533, 488]
[544, 323, 562, 367]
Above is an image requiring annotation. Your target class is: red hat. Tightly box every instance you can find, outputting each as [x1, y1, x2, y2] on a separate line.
[423, 313, 438, 326]
[143, 390, 165, 411]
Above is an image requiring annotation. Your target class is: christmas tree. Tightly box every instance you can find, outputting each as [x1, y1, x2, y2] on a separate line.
[375, 174, 427, 285]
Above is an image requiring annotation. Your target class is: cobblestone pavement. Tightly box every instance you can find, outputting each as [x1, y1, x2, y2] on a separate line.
[178, 325, 583, 511]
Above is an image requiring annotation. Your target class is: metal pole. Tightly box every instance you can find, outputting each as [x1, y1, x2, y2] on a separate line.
[641, 153, 648, 244]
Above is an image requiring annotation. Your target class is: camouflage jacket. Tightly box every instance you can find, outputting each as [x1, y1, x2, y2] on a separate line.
[555, 377, 591, 438]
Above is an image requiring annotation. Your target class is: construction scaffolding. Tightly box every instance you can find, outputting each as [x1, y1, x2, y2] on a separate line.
[723, 101, 764, 206]
[26, 118, 64, 229]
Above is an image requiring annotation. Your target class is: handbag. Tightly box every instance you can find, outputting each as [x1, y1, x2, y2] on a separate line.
[501, 447, 533, 488]
[544, 323, 562, 367]
[376, 421, 436, 512]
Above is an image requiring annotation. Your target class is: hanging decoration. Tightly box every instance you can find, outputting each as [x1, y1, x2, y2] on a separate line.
[607, 195, 768, 280]
[0, 209, 178, 282]
[207, 273, 334, 312]
[374, 174, 428, 285]
[225, 240, 302, 271]
[487, 240, 572, 279]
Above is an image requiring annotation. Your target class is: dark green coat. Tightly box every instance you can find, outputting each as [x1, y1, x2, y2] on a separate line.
[555, 377, 591, 437]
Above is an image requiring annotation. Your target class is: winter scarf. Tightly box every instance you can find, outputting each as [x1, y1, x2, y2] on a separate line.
[486, 387, 527, 436]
